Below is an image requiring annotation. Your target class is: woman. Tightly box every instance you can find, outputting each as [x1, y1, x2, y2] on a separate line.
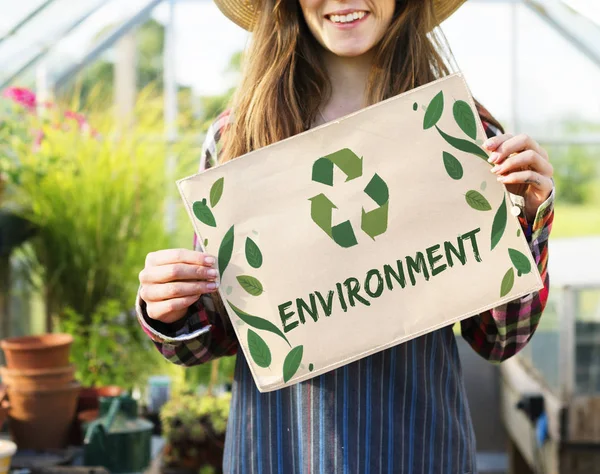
[137, 1, 554, 472]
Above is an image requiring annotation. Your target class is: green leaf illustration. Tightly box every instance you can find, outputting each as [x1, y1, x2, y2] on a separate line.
[237, 275, 264, 296]
[481, 181, 487, 191]
[210, 177, 224, 207]
[247, 329, 271, 368]
[443, 151, 463, 180]
[218, 225, 234, 277]
[436, 126, 488, 161]
[517, 229, 521, 237]
[500, 267, 515, 297]
[361, 202, 389, 240]
[491, 196, 508, 250]
[245, 237, 263, 269]
[423, 91, 444, 130]
[508, 248, 532, 276]
[193, 200, 217, 227]
[364, 173, 389, 206]
[331, 220, 358, 248]
[453, 100, 477, 140]
[227, 301, 290, 346]
[465, 190, 492, 211]
[283, 345, 304, 383]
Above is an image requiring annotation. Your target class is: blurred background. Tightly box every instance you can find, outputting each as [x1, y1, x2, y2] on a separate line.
[0, 0, 598, 473]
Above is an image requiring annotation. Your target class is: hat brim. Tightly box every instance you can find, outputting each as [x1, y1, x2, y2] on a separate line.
[214, 0, 467, 32]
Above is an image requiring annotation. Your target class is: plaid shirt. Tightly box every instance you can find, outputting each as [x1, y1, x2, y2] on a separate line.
[136, 109, 554, 474]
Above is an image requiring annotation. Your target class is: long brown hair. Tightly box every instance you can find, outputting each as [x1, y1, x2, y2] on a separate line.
[221, 0, 503, 163]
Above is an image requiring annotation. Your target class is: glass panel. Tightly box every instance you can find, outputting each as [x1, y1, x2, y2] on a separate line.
[442, 2, 600, 142]
[0, 0, 110, 86]
[518, 288, 562, 393]
[563, 0, 600, 27]
[514, 5, 600, 140]
[0, 0, 47, 38]
[541, 144, 600, 238]
[575, 288, 600, 395]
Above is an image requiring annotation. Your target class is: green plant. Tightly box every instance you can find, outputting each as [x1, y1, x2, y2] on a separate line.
[549, 145, 598, 205]
[6, 90, 198, 327]
[160, 393, 231, 472]
[58, 300, 140, 387]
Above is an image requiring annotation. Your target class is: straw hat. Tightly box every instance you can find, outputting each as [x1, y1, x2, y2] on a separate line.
[214, 0, 467, 31]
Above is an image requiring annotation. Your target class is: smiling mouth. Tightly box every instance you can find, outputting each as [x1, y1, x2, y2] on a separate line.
[325, 11, 369, 25]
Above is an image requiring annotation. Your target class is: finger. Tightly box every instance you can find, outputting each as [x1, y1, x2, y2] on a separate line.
[145, 249, 216, 268]
[483, 133, 513, 152]
[139, 263, 218, 284]
[488, 134, 544, 165]
[490, 150, 553, 178]
[146, 295, 202, 322]
[140, 280, 219, 303]
[497, 170, 553, 191]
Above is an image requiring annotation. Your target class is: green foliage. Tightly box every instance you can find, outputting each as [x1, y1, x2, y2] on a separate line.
[181, 356, 236, 393]
[553, 203, 600, 237]
[3, 89, 201, 325]
[549, 144, 598, 205]
[58, 300, 162, 389]
[160, 392, 231, 469]
[161, 393, 231, 439]
[9, 113, 164, 320]
[73, 19, 165, 104]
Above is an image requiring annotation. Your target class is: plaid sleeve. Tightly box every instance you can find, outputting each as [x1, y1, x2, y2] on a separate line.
[460, 117, 555, 362]
[135, 110, 239, 366]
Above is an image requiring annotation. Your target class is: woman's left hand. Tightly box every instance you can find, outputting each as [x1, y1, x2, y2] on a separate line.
[483, 133, 553, 223]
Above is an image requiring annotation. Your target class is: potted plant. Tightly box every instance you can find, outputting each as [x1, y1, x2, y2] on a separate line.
[159, 393, 231, 474]
[2, 86, 200, 444]
[0, 88, 39, 340]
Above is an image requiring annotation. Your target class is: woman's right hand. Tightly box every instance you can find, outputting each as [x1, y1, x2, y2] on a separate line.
[139, 249, 219, 324]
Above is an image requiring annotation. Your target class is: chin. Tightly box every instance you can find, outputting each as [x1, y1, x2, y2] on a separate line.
[327, 42, 374, 58]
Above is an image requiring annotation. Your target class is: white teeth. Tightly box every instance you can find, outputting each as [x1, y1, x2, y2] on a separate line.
[329, 11, 365, 23]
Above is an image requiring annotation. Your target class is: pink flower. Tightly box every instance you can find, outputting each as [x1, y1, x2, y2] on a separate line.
[2, 87, 37, 111]
[33, 130, 45, 152]
[64, 110, 88, 128]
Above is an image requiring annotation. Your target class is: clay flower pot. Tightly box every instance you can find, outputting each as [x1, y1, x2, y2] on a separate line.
[0, 400, 8, 430]
[0, 365, 75, 390]
[8, 381, 80, 450]
[0, 334, 73, 370]
[77, 385, 123, 412]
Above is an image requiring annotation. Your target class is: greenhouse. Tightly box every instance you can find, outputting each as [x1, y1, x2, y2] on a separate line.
[0, 0, 598, 473]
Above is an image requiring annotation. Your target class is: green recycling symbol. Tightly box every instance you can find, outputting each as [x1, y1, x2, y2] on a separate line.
[309, 148, 389, 248]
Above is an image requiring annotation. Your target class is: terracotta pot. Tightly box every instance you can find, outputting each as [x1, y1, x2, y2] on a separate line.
[0, 365, 75, 390]
[0, 334, 73, 370]
[77, 385, 123, 412]
[7, 381, 80, 450]
[0, 400, 9, 430]
[0, 385, 7, 429]
[77, 408, 99, 428]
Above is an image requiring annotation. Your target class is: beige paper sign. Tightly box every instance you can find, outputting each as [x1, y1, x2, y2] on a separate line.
[178, 73, 543, 392]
